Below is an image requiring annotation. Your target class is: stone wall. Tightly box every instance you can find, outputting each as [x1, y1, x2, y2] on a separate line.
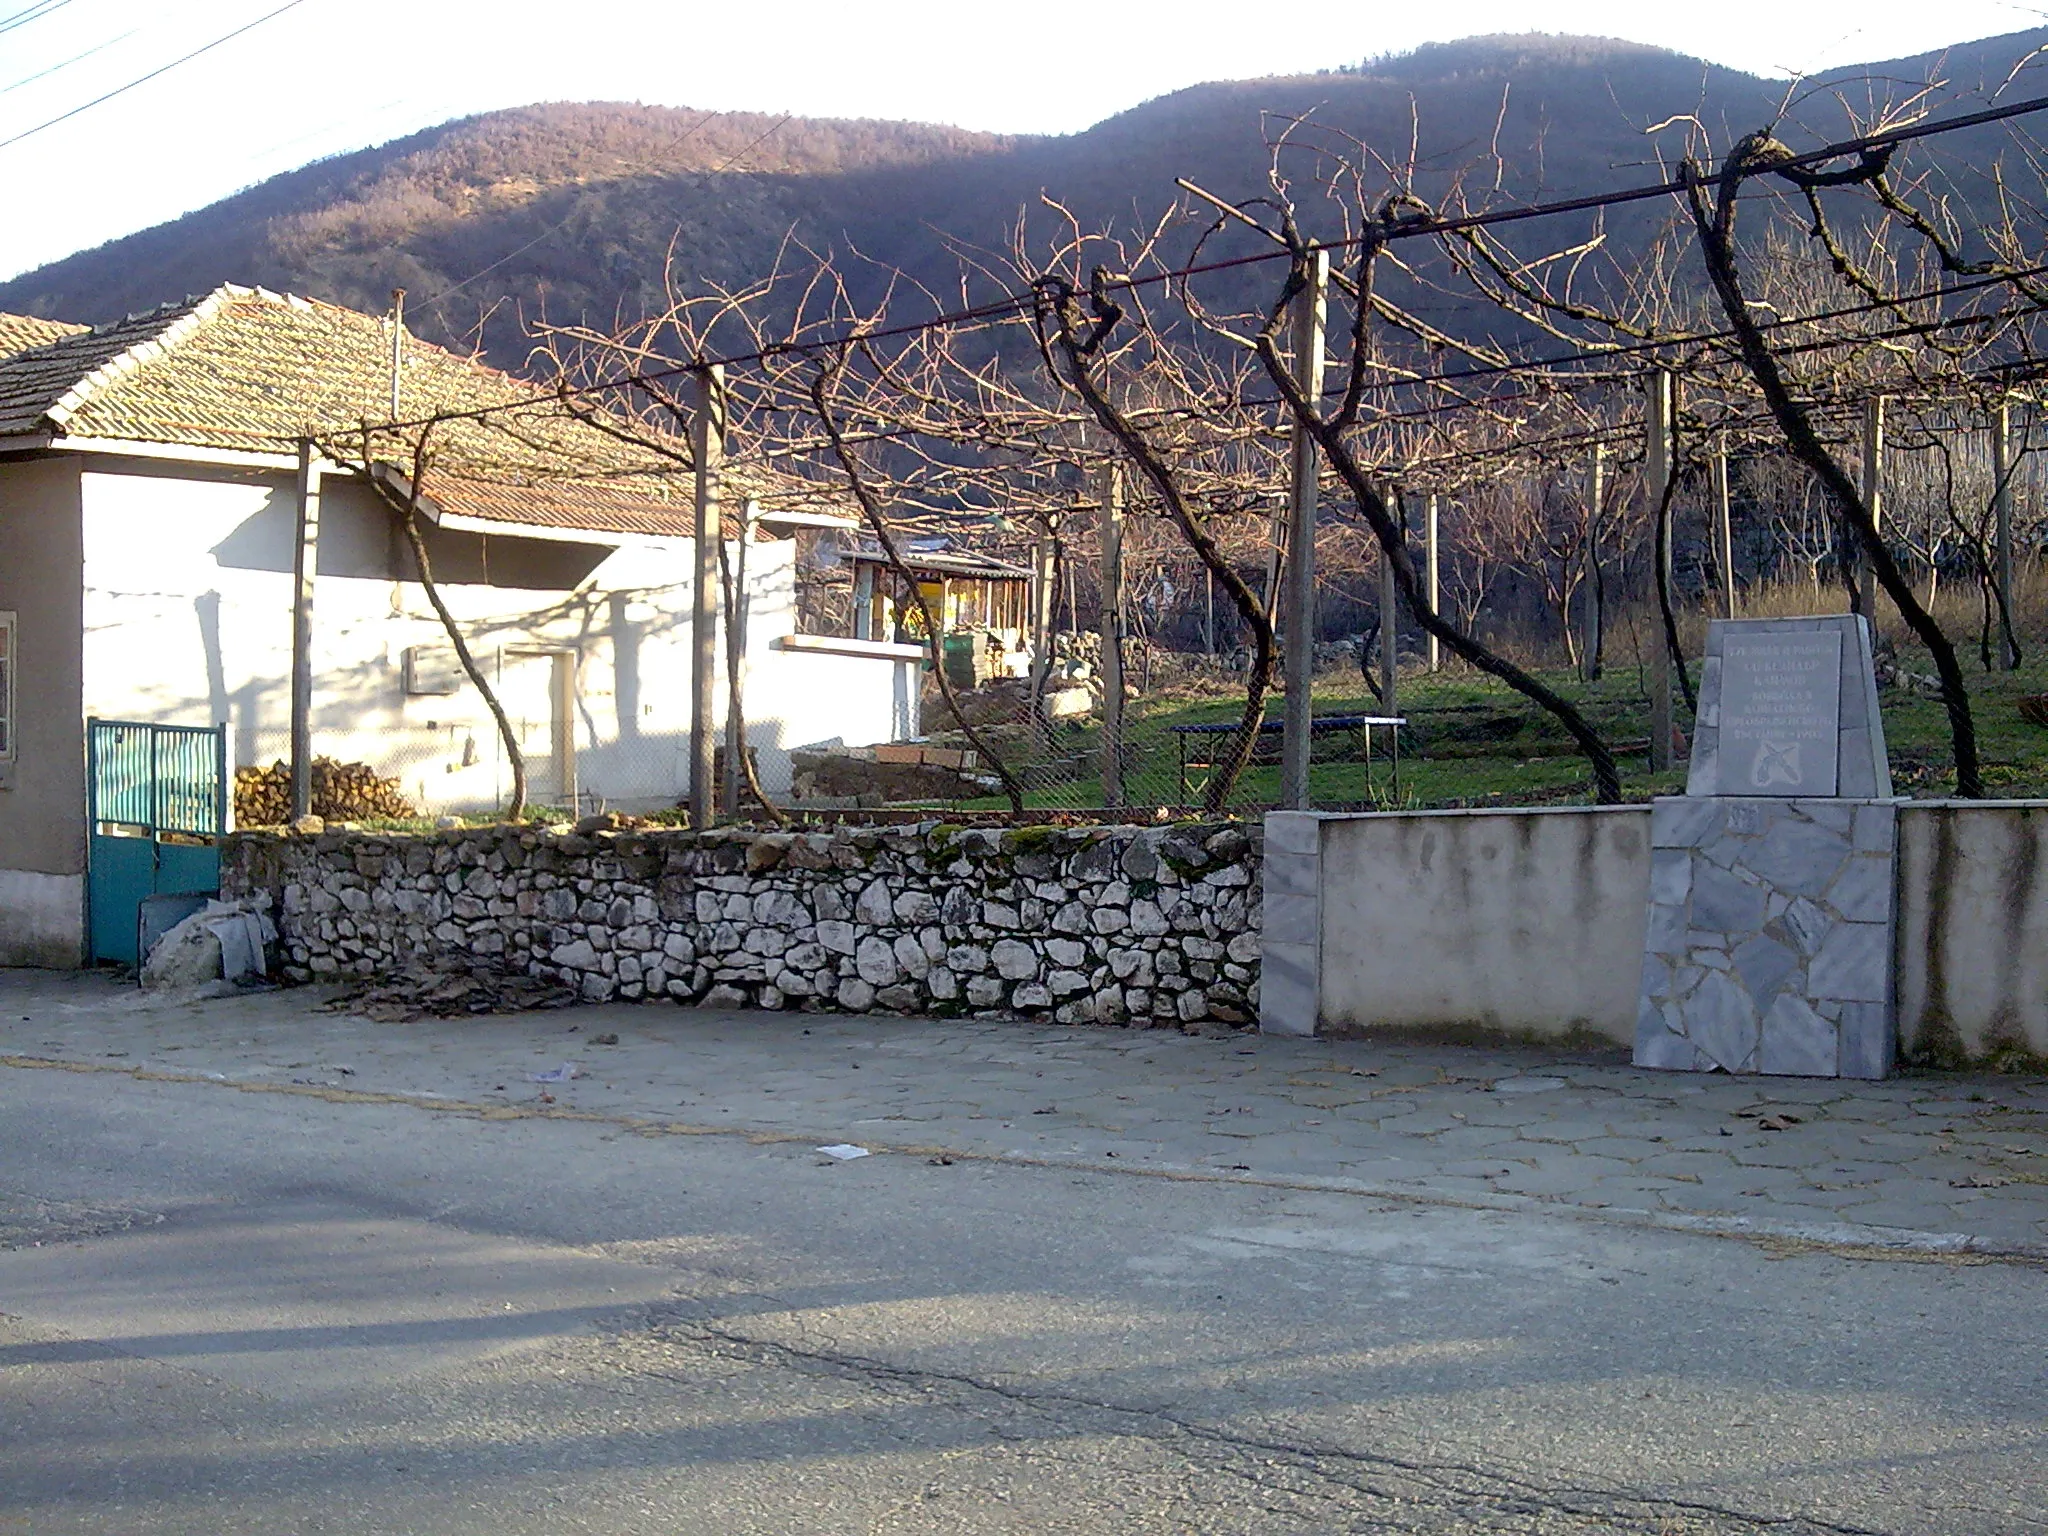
[221, 821, 1263, 1026]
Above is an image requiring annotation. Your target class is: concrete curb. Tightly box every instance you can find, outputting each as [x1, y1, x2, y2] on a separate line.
[7, 1051, 2041, 1266]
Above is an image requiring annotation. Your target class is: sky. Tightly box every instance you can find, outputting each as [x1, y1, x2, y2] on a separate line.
[0, 0, 2044, 282]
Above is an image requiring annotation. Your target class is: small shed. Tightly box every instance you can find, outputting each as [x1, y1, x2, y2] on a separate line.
[847, 543, 1035, 685]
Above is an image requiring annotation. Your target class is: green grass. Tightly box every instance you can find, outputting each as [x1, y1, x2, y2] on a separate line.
[936, 650, 2048, 815]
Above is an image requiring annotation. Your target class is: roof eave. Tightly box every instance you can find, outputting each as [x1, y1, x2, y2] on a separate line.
[46, 434, 301, 470]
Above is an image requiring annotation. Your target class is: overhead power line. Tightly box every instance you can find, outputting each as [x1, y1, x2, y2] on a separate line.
[0, 0, 79, 37]
[0, 0, 315, 154]
[0, 29, 142, 98]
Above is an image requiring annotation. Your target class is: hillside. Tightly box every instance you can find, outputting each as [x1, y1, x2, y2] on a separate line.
[2, 30, 2042, 364]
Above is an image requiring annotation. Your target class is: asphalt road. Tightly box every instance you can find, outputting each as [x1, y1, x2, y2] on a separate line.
[1, 1061, 2043, 1534]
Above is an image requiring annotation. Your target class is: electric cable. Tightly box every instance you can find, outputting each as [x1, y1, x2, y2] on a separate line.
[0, 0, 314, 154]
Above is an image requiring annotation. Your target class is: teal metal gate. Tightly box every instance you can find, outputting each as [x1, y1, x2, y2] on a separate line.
[87, 719, 227, 966]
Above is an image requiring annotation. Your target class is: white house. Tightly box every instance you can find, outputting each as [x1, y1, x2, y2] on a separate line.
[0, 285, 925, 967]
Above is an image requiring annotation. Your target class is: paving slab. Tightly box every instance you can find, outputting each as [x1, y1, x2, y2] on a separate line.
[2, 969, 2044, 1260]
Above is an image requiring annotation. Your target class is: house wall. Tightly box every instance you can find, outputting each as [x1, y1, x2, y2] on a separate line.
[75, 461, 910, 817]
[0, 456, 85, 966]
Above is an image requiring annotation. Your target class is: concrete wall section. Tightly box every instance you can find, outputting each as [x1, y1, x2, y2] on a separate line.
[1257, 811, 1320, 1037]
[1261, 806, 1656, 1045]
[1268, 800, 2048, 1065]
[0, 455, 85, 965]
[1895, 801, 2048, 1064]
[1315, 807, 1652, 1045]
[0, 870, 85, 968]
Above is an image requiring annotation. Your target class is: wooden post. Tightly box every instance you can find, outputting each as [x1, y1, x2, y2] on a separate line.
[690, 365, 723, 830]
[1030, 528, 1055, 694]
[1714, 448, 1737, 618]
[1647, 371, 1674, 772]
[1859, 394, 1885, 620]
[1581, 443, 1604, 683]
[1263, 500, 1285, 630]
[1994, 397, 2017, 670]
[289, 438, 322, 823]
[1380, 489, 1400, 716]
[1279, 248, 1329, 811]
[1097, 461, 1125, 808]
[1424, 492, 1441, 672]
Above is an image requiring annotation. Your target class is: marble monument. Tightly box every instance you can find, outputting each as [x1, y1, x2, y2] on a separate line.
[1634, 615, 1900, 1079]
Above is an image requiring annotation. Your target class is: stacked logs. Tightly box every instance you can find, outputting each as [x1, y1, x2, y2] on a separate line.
[234, 758, 414, 826]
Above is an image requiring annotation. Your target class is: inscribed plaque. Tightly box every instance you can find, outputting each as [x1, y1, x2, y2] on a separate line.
[1716, 630, 1842, 796]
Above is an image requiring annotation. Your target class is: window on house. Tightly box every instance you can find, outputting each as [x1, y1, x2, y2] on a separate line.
[0, 611, 13, 759]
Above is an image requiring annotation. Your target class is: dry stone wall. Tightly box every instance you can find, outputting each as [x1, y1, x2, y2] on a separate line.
[221, 822, 1263, 1026]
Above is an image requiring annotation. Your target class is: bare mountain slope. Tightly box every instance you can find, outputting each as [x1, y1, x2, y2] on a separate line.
[2, 30, 2040, 363]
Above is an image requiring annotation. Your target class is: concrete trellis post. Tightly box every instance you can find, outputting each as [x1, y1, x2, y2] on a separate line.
[690, 365, 724, 829]
[1581, 443, 1603, 683]
[1994, 398, 2017, 671]
[1647, 372, 1675, 772]
[1714, 449, 1737, 619]
[289, 438, 323, 823]
[1279, 249, 1329, 811]
[1380, 497, 1400, 714]
[1859, 394, 1886, 621]
[1424, 493, 1441, 673]
[1097, 461, 1126, 808]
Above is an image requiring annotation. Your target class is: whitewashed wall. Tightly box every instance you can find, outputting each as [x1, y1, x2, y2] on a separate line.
[77, 460, 911, 816]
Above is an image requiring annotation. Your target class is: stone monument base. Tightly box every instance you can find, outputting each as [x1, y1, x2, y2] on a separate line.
[1635, 796, 1898, 1079]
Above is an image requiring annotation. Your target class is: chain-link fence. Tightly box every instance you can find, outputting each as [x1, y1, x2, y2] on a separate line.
[774, 626, 1657, 821]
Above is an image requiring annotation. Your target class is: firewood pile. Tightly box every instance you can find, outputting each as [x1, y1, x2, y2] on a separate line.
[234, 758, 414, 825]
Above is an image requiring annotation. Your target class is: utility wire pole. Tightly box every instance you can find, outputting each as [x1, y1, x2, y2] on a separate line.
[1279, 249, 1329, 811]
[690, 365, 723, 830]
[1647, 371, 1675, 772]
[1098, 460, 1125, 808]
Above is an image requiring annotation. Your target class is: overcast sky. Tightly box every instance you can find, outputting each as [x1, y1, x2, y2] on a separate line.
[0, 0, 2043, 282]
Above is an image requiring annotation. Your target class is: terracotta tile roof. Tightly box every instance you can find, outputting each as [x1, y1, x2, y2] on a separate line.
[0, 284, 843, 539]
[0, 312, 88, 360]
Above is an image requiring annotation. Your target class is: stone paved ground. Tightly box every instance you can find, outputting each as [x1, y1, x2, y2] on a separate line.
[4, 969, 2045, 1260]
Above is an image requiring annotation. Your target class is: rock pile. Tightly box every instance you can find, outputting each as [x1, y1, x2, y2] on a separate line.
[223, 820, 1263, 1027]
